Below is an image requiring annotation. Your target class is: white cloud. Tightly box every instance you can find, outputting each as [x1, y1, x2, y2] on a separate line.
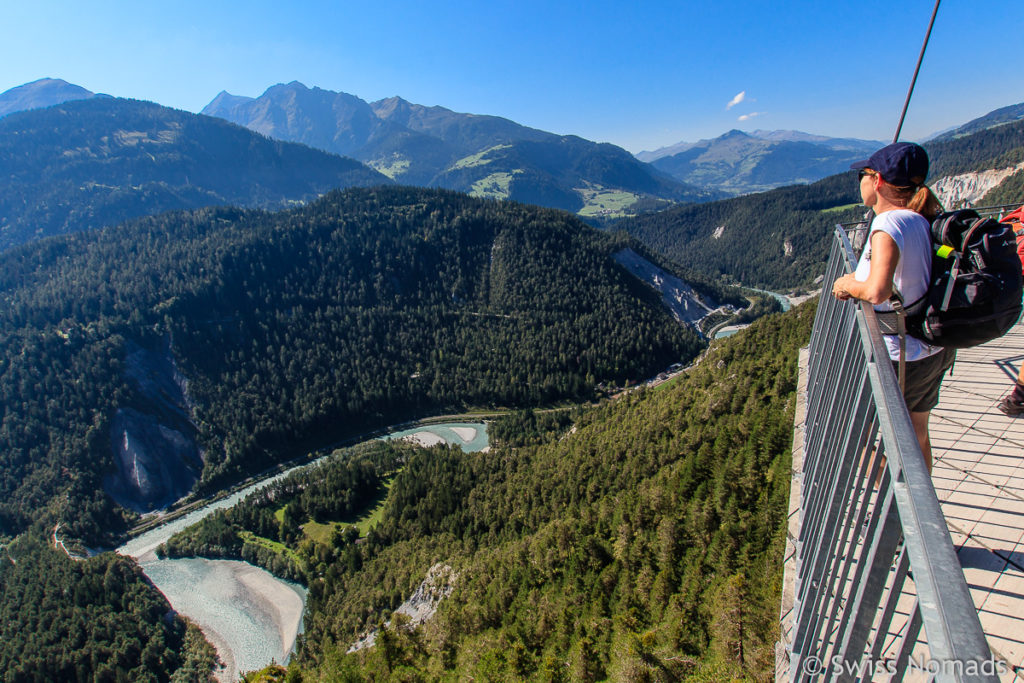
[726, 91, 746, 110]
[738, 112, 763, 121]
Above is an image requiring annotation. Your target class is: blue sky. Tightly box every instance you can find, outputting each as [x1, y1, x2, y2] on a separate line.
[3, 0, 1022, 153]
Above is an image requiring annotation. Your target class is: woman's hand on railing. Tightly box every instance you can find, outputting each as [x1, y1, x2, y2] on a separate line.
[832, 273, 855, 301]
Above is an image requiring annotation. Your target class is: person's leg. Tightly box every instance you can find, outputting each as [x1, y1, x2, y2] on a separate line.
[910, 410, 932, 471]
[899, 349, 953, 471]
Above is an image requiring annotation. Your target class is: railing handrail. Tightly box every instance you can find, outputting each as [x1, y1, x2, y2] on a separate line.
[786, 226, 997, 681]
[839, 202, 1022, 230]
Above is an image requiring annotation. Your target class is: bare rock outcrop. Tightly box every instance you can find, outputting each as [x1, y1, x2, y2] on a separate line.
[103, 338, 202, 512]
[932, 162, 1024, 209]
[348, 563, 459, 652]
[612, 248, 723, 328]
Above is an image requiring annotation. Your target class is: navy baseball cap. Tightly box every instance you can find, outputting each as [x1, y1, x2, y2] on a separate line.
[850, 142, 929, 187]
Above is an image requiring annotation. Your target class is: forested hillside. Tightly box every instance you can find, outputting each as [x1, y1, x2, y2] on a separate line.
[0, 97, 389, 251]
[618, 172, 862, 290]
[0, 186, 717, 545]
[620, 119, 1024, 291]
[981, 171, 1024, 207]
[0, 533, 217, 681]
[164, 298, 815, 681]
[931, 100, 1024, 142]
[926, 118, 1024, 178]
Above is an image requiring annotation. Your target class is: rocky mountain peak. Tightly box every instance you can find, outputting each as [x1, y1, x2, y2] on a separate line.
[0, 77, 105, 118]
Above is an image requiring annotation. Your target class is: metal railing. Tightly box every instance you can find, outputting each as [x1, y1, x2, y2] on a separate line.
[786, 225, 998, 681]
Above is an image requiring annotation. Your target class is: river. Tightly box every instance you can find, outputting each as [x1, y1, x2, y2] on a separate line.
[383, 421, 491, 452]
[745, 286, 793, 312]
[713, 287, 796, 339]
[117, 421, 489, 681]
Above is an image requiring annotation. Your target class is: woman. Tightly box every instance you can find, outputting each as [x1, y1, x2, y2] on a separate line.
[831, 141, 954, 470]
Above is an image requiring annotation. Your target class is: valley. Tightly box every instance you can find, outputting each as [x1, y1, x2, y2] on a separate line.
[0, 69, 1021, 681]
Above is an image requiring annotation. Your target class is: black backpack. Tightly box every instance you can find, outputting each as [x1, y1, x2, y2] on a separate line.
[893, 209, 1023, 348]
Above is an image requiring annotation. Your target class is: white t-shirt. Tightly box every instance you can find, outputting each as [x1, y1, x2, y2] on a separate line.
[854, 209, 941, 361]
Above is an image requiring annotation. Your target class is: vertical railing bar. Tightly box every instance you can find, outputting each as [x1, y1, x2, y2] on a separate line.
[789, 232, 844, 677]
[797, 378, 854, 621]
[803, 242, 853, 474]
[894, 599, 925, 680]
[805, 273, 837, 390]
[809, 251, 849, 379]
[800, 370, 875, 658]
[802, 315, 851, 491]
[793, 343, 869, 659]
[803, 344, 843, 486]
[801, 318, 862, 543]
[807, 284, 853, 420]
[812, 376, 882, 659]
[801, 361, 856, 550]
[832, 356, 907, 668]
[831, 450, 896, 662]
[793, 236, 871, 666]
[870, 547, 912, 664]
[790, 229, 865, 675]
[806, 236, 847, 373]
[834, 497, 904, 683]
[801, 453, 894, 679]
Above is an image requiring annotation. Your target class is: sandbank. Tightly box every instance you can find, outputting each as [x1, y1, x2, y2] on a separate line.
[236, 563, 305, 656]
[401, 431, 447, 447]
[141, 557, 304, 682]
[449, 426, 477, 443]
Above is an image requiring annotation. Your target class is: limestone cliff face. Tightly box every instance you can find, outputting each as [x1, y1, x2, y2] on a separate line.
[932, 162, 1024, 208]
[103, 338, 203, 512]
[348, 563, 458, 653]
[611, 248, 721, 329]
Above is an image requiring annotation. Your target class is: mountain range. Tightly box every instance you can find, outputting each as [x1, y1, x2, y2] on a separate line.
[636, 129, 882, 196]
[1, 77, 1020, 272]
[201, 81, 713, 217]
[619, 116, 1024, 291]
[4, 78, 1019, 231]
[0, 97, 389, 251]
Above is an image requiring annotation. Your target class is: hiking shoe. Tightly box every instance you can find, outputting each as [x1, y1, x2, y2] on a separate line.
[998, 396, 1024, 417]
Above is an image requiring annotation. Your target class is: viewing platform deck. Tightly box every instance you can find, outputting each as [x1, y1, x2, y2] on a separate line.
[931, 319, 1024, 678]
[781, 317, 1024, 680]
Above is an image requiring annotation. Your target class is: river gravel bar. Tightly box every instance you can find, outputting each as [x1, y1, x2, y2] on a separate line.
[141, 558, 305, 682]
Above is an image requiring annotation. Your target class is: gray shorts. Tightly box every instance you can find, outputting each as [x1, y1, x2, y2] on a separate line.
[893, 348, 956, 413]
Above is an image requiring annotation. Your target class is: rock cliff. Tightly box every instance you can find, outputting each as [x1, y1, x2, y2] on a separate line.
[612, 248, 722, 332]
[932, 162, 1024, 208]
[103, 338, 203, 512]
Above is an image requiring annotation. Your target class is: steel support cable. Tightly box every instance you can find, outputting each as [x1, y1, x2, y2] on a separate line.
[893, 0, 941, 143]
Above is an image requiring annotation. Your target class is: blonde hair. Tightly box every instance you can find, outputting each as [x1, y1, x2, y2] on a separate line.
[906, 186, 942, 219]
[867, 169, 943, 219]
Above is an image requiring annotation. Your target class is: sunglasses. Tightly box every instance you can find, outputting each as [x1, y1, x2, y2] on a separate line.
[858, 169, 877, 181]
